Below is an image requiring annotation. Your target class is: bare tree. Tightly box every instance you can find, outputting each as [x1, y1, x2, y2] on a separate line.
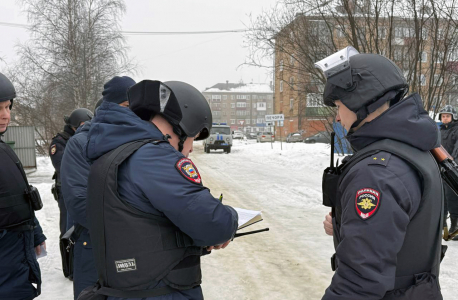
[246, 0, 458, 147]
[8, 0, 135, 152]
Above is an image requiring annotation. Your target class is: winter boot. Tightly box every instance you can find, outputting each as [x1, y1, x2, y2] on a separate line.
[449, 218, 458, 240]
[443, 226, 449, 241]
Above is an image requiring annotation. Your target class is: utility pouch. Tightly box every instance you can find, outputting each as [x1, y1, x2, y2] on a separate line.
[27, 186, 43, 211]
[51, 184, 58, 201]
[322, 167, 340, 207]
[60, 224, 84, 279]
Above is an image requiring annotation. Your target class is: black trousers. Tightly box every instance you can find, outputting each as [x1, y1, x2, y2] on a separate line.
[57, 192, 68, 238]
[444, 183, 458, 221]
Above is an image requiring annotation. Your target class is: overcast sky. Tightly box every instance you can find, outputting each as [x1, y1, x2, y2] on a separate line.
[0, 0, 278, 91]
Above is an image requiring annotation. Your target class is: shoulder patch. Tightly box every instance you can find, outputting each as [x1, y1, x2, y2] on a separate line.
[355, 188, 381, 220]
[175, 158, 202, 185]
[368, 153, 391, 167]
[50, 144, 57, 155]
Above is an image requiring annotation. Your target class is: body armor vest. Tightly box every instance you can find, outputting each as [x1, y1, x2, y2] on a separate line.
[322, 139, 444, 292]
[87, 139, 203, 298]
[0, 141, 35, 231]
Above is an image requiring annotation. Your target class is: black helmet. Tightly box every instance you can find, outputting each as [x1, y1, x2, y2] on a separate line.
[64, 108, 93, 128]
[316, 47, 408, 127]
[439, 105, 457, 121]
[93, 98, 103, 115]
[0, 72, 16, 109]
[164, 81, 212, 140]
[128, 80, 212, 141]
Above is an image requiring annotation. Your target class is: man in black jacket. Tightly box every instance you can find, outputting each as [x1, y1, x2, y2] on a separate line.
[438, 105, 458, 240]
[0, 72, 47, 300]
[317, 48, 443, 300]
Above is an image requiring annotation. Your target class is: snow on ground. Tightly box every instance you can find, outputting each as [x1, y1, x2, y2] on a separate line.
[29, 140, 457, 299]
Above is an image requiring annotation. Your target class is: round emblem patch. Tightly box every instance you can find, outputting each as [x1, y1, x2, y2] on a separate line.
[175, 158, 202, 185]
[50, 144, 57, 155]
[355, 188, 380, 220]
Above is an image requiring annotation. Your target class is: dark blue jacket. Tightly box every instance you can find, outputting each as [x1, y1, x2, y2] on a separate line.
[85, 101, 238, 300]
[0, 139, 46, 300]
[323, 94, 441, 300]
[61, 121, 92, 229]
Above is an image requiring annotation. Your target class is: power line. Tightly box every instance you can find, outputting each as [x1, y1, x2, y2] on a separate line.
[0, 21, 249, 35]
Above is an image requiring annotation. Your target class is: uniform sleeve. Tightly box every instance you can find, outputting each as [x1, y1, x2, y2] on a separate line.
[49, 139, 66, 177]
[451, 129, 458, 159]
[127, 144, 238, 247]
[33, 216, 46, 247]
[61, 137, 90, 228]
[322, 161, 420, 300]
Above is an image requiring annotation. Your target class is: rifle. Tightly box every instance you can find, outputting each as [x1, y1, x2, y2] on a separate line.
[431, 146, 458, 196]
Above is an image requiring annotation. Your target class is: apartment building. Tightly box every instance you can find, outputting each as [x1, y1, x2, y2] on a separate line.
[202, 82, 274, 133]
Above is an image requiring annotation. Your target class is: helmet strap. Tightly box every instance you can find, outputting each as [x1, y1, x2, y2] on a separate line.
[351, 90, 398, 129]
[171, 125, 188, 153]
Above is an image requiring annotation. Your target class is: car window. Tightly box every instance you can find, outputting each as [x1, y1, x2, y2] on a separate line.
[211, 127, 231, 135]
[293, 133, 300, 136]
[265, 132, 272, 135]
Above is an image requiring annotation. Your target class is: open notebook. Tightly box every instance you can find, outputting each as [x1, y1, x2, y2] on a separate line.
[233, 207, 263, 230]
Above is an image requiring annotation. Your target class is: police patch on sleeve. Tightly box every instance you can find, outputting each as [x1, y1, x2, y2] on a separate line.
[50, 144, 57, 155]
[355, 188, 380, 220]
[175, 158, 202, 185]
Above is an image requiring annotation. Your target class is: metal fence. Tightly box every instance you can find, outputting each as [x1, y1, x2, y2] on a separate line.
[1, 126, 37, 168]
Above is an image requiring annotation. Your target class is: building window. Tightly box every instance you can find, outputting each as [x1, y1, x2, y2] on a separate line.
[378, 27, 387, 39]
[247, 95, 250, 100]
[237, 102, 247, 108]
[230, 119, 235, 124]
[236, 95, 247, 100]
[257, 102, 266, 111]
[257, 118, 264, 124]
[280, 80, 283, 92]
[436, 52, 444, 63]
[268, 103, 272, 109]
[231, 95, 235, 100]
[212, 111, 220, 116]
[336, 25, 346, 38]
[290, 54, 295, 65]
[252, 119, 256, 124]
[419, 74, 426, 86]
[422, 28, 428, 40]
[231, 103, 235, 108]
[434, 74, 443, 86]
[223, 95, 227, 100]
[290, 77, 295, 87]
[280, 60, 284, 71]
[290, 99, 294, 110]
[246, 119, 250, 125]
[419, 52, 427, 63]
[211, 95, 221, 101]
[253, 103, 256, 109]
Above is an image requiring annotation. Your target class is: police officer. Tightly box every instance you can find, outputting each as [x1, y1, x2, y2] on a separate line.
[49, 107, 93, 240]
[0, 72, 47, 299]
[61, 76, 135, 299]
[438, 105, 458, 240]
[79, 80, 238, 300]
[317, 47, 443, 299]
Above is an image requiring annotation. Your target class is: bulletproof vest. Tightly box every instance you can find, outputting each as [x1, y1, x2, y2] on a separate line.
[440, 122, 458, 157]
[86, 139, 203, 298]
[0, 141, 35, 231]
[322, 139, 443, 291]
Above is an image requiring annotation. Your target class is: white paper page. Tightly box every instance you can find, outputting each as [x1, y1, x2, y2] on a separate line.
[35, 244, 47, 259]
[233, 207, 261, 228]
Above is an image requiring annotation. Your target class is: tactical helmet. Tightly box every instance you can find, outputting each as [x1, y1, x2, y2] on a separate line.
[164, 81, 212, 141]
[316, 47, 408, 127]
[64, 108, 93, 128]
[439, 105, 457, 121]
[0, 72, 16, 109]
[128, 80, 212, 141]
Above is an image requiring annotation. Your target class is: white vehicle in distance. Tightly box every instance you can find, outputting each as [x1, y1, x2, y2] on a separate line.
[203, 123, 232, 153]
[232, 130, 244, 139]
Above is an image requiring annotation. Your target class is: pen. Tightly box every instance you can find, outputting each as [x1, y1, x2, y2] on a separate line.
[219, 193, 223, 202]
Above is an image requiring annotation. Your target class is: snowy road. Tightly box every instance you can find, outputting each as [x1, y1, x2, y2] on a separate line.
[30, 140, 458, 299]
